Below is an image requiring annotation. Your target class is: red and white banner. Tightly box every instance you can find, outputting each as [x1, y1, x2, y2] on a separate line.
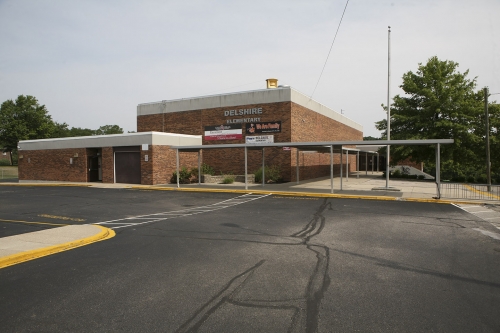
[204, 125, 242, 141]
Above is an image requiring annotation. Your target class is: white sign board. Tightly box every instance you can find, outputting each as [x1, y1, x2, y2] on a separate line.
[246, 135, 274, 144]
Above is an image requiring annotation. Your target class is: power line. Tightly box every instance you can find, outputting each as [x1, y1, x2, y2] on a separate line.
[310, 0, 351, 99]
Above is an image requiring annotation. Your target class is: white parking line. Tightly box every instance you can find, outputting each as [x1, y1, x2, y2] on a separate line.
[93, 193, 270, 229]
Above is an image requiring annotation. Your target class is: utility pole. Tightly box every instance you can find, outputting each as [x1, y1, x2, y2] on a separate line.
[484, 87, 491, 192]
[386, 26, 391, 188]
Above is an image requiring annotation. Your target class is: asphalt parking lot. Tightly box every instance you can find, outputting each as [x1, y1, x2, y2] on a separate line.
[1, 186, 500, 332]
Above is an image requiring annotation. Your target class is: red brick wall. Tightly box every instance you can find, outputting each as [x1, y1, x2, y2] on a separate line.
[289, 102, 362, 179]
[137, 100, 363, 182]
[18, 148, 88, 182]
[137, 102, 293, 179]
[140, 147, 153, 185]
[101, 147, 114, 183]
[139, 145, 200, 185]
[397, 157, 423, 171]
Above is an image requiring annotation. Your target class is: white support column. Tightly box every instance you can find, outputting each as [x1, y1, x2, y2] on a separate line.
[365, 152, 368, 176]
[245, 147, 248, 190]
[340, 146, 343, 190]
[176, 149, 180, 188]
[262, 148, 265, 187]
[198, 150, 201, 185]
[356, 151, 360, 179]
[296, 148, 300, 184]
[371, 154, 374, 174]
[346, 150, 349, 182]
[330, 145, 334, 194]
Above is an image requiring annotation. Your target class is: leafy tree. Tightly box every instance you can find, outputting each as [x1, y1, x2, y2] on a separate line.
[94, 124, 123, 135]
[68, 127, 95, 137]
[485, 103, 500, 181]
[0, 95, 56, 164]
[376, 56, 485, 179]
[363, 136, 380, 141]
[51, 122, 70, 138]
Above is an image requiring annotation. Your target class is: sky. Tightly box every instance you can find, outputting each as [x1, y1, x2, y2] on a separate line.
[1, 0, 499, 137]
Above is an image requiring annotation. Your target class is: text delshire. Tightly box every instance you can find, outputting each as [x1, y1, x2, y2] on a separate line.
[224, 108, 263, 117]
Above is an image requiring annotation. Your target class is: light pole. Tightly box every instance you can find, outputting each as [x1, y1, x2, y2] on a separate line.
[386, 26, 391, 188]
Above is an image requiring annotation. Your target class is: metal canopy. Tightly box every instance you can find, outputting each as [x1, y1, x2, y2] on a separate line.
[172, 139, 454, 198]
[171, 139, 454, 151]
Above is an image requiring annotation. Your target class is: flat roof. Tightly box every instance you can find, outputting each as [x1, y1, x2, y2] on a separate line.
[137, 86, 363, 132]
[18, 132, 202, 151]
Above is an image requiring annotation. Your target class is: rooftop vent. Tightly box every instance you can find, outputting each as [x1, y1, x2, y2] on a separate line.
[266, 78, 278, 89]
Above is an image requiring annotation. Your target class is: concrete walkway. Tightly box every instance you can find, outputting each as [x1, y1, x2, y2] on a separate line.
[1, 172, 498, 269]
[0, 225, 115, 269]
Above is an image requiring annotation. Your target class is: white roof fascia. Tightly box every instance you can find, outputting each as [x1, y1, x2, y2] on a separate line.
[137, 88, 291, 116]
[18, 132, 202, 151]
[137, 87, 362, 131]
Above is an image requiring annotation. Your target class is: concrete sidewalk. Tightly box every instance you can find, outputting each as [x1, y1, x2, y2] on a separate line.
[2, 172, 498, 202]
[138, 172, 450, 202]
[0, 225, 115, 269]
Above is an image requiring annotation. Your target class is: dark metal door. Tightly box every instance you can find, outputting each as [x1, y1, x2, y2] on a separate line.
[88, 156, 99, 182]
[115, 152, 141, 184]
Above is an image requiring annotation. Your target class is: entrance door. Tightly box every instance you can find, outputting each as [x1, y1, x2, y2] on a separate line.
[115, 151, 141, 184]
[88, 156, 99, 182]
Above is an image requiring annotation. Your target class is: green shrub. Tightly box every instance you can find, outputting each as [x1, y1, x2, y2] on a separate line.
[0, 159, 11, 166]
[254, 165, 283, 183]
[191, 163, 215, 180]
[466, 176, 475, 183]
[170, 166, 192, 184]
[190, 167, 199, 179]
[201, 163, 215, 176]
[417, 175, 425, 180]
[476, 175, 487, 184]
[392, 169, 401, 178]
[222, 175, 235, 184]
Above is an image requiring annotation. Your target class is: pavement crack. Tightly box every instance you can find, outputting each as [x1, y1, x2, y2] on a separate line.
[175, 198, 333, 333]
[175, 260, 265, 333]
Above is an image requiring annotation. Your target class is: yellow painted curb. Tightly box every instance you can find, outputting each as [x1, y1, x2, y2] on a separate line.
[131, 186, 400, 201]
[0, 183, 91, 187]
[0, 225, 115, 269]
[464, 184, 500, 200]
[131, 185, 495, 206]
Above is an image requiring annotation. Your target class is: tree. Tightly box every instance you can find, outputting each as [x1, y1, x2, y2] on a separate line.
[0, 95, 56, 164]
[68, 127, 95, 137]
[486, 103, 500, 182]
[376, 56, 485, 179]
[94, 124, 123, 135]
